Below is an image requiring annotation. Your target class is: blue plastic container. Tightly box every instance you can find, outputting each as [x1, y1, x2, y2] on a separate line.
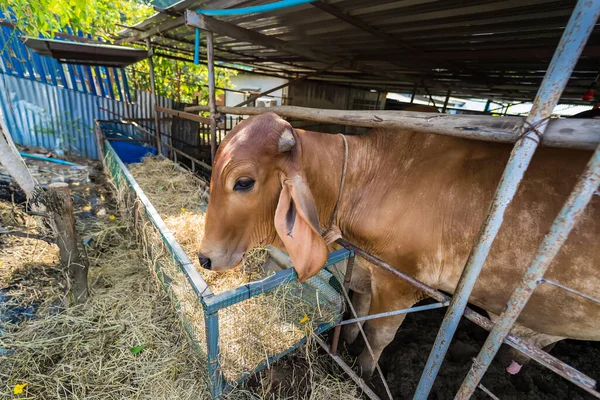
[110, 141, 157, 164]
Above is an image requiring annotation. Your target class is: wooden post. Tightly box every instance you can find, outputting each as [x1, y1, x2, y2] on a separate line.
[94, 121, 105, 161]
[48, 182, 89, 304]
[442, 89, 451, 113]
[207, 31, 218, 164]
[146, 38, 162, 156]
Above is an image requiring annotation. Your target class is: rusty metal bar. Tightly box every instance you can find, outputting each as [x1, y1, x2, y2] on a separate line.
[462, 308, 598, 395]
[456, 144, 600, 399]
[332, 258, 394, 400]
[338, 302, 449, 326]
[334, 238, 599, 395]
[540, 278, 600, 305]
[314, 335, 381, 400]
[415, 2, 600, 398]
[336, 239, 446, 302]
[330, 253, 355, 355]
[477, 383, 499, 400]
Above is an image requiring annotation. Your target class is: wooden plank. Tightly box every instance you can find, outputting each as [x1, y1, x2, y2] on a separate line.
[181, 104, 600, 150]
[155, 105, 212, 124]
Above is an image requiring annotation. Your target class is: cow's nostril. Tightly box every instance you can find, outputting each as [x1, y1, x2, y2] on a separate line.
[198, 253, 212, 270]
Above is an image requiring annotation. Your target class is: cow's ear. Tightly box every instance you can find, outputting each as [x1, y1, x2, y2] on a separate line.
[274, 175, 328, 281]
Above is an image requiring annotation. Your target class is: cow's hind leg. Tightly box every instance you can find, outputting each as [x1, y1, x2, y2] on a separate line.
[356, 278, 420, 379]
[342, 291, 371, 345]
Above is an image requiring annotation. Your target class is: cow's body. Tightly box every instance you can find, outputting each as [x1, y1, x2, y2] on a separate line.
[199, 113, 600, 377]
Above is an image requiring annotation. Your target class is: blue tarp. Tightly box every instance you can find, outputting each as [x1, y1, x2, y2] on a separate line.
[110, 141, 157, 164]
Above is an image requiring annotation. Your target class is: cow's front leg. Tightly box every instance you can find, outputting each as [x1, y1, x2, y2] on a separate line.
[356, 278, 420, 379]
[342, 291, 371, 344]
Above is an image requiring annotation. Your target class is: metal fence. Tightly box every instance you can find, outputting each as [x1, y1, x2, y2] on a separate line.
[0, 15, 130, 102]
[0, 73, 172, 159]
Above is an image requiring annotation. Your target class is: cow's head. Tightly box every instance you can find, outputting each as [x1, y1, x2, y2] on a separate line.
[198, 113, 328, 281]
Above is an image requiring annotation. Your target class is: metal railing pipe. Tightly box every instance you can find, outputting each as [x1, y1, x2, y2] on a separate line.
[414, 1, 600, 398]
[455, 143, 600, 399]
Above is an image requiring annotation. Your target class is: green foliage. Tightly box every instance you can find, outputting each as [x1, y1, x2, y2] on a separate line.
[1, 0, 237, 103]
[1, 0, 153, 40]
[129, 56, 236, 104]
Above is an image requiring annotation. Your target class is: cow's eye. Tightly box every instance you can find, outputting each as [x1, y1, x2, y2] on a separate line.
[233, 178, 255, 192]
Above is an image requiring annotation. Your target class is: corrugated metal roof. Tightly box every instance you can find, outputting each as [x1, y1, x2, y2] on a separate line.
[24, 37, 148, 68]
[116, 0, 600, 103]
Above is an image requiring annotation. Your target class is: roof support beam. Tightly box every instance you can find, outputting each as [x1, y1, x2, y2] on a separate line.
[311, 1, 508, 87]
[117, 15, 185, 43]
[184, 10, 436, 89]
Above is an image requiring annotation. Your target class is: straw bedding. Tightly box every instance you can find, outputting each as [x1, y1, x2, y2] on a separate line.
[0, 155, 361, 399]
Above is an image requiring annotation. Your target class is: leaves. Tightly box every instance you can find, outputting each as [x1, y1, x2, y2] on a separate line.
[1, 0, 153, 39]
[129, 344, 147, 355]
[1, 0, 236, 102]
[128, 57, 236, 104]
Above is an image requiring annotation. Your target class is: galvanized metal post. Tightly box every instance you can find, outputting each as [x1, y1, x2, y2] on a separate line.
[205, 311, 225, 398]
[442, 89, 451, 113]
[330, 254, 355, 355]
[146, 38, 162, 156]
[206, 31, 218, 165]
[455, 142, 600, 399]
[414, 2, 600, 398]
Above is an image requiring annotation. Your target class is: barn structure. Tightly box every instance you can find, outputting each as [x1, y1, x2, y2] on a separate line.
[105, 1, 600, 399]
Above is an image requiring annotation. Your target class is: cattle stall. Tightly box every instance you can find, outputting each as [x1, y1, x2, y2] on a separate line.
[114, 1, 600, 399]
[96, 126, 364, 396]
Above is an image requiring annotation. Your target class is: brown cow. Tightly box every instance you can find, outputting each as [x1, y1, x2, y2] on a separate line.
[198, 112, 600, 377]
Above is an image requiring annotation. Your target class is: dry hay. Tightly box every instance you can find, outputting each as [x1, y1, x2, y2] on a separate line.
[0, 191, 361, 400]
[125, 157, 345, 383]
[0, 202, 61, 310]
[0, 216, 211, 400]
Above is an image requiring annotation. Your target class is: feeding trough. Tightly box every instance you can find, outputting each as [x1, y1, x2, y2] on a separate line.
[101, 137, 350, 398]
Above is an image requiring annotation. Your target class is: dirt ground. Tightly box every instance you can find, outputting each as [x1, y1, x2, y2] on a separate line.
[360, 299, 600, 400]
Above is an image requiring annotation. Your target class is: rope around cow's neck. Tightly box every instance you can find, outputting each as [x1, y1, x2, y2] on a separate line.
[324, 134, 348, 236]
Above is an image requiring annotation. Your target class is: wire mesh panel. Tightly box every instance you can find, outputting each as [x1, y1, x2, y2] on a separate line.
[103, 140, 348, 398]
[104, 142, 211, 378]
